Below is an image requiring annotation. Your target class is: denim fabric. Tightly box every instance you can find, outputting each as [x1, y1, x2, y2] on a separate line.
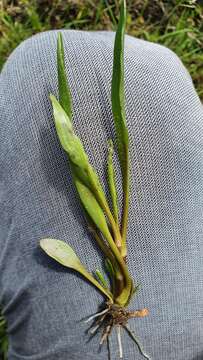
[0, 30, 203, 360]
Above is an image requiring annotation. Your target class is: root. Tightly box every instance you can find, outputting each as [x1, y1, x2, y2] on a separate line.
[100, 323, 112, 345]
[89, 313, 107, 335]
[107, 336, 111, 360]
[116, 325, 123, 359]
[123, 325, 151, 360]
[84, 307, 109, 323]
[85, 302, 150, 359]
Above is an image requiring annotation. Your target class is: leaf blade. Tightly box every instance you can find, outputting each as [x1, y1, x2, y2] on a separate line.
[111, 0, 129, 251]
[57, 32, 72, 120]
[107, 139, 119, 224]
[73, 177, 113, 243]
[111, 0, 128, 174]
[95, 269, 109, 289]
[40, 238, 113, 301]
[50, 94, 89, 172]
[50, 95, 121, 248]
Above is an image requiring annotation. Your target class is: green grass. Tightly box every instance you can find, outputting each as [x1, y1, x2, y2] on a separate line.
[0, 0, 203, 99]
[0, 0, 202, 357]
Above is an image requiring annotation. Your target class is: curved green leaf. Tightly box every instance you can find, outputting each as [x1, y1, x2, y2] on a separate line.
[50, 95, 121, 246]
[57, 32, 72, 120]
[40, 238, 113, 301]
[50, 94, 89, 172]
[50, 95, 106, 195]
[111, 0, 129, 250]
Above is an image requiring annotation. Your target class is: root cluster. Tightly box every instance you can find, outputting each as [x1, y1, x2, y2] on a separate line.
[85, 302, 150, 359]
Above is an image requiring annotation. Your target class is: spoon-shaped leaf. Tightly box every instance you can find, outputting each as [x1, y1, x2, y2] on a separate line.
[111, 0, 129, 253]
[40, 238, 113, 301]
[57, 32, 72, 120]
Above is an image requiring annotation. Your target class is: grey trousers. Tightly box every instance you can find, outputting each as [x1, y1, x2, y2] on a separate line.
[0, 30, 203, 360]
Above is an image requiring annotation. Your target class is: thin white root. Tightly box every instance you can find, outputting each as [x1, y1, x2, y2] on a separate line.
[89, 323, 101, 335]
[89, 314, 107, 334]
[100, 324, 111, 345]
[124, 325, 151, 360]
[107, 336, 112, 360]
[84, 308, 109, 323]
[117, 325, 123, 359]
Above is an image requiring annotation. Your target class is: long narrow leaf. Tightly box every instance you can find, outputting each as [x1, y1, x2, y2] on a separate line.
[40, 238, 113, 301]
[107, 139, 119, 224]
[95, 269, 109, 289]
[50, 87, 131, 308]
[105, 258, 116, 294]
[50, 95, 122, 249]
[111, 0, 129, 250]
[111, 0, 128, 170]
[57, 32, 72, 120]
[73, 177, 113, 245]
[56, 34, 123, 248]
[111, 0, 128, 168]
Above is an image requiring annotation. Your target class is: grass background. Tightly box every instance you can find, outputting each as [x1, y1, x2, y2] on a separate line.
[0, 0, 202, 357]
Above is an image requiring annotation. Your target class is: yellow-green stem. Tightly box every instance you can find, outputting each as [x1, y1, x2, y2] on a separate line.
[121, 154, 130, 259]
[104, 229, 132, 306]
[87, 167, 123, 251]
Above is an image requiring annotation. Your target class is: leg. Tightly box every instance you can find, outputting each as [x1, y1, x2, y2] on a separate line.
[0, 30, 202, 359]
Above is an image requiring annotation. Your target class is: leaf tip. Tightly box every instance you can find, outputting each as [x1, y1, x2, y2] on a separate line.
[39, 238, 51, 251]
[57, 32, 63, 50]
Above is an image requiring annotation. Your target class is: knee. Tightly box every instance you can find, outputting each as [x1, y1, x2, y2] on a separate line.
[123, 36, 203, 157]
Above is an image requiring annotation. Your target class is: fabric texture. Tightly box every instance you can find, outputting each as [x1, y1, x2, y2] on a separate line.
[0, 30, 203, 360]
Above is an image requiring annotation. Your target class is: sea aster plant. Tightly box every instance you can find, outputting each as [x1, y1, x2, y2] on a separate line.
[40, 1, 150, 358]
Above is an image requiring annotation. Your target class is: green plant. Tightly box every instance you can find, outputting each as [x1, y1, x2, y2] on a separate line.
[40, 1, 150, 358]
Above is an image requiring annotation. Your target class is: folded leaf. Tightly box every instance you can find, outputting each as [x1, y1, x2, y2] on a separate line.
[95, 270, 108, 289]
[50, 95, 120, 244]
[50, 95, 107, 197]
[50, 95, 88, 171]
[40, 238, 113, 301]
[57, 32, 72, 120]
[73, 177, 113, 245]
[105, 258, 116, 294]
[111, 0, 128, 175]
[107, 140, 119, 224]
[111, 0, 129, 247]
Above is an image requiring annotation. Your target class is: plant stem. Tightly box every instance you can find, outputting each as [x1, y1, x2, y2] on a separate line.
[87, 166, 123, 251]
[120, 156, 129, 259]
[87, 220, 125, 295]
[94, 221, 131, 305]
